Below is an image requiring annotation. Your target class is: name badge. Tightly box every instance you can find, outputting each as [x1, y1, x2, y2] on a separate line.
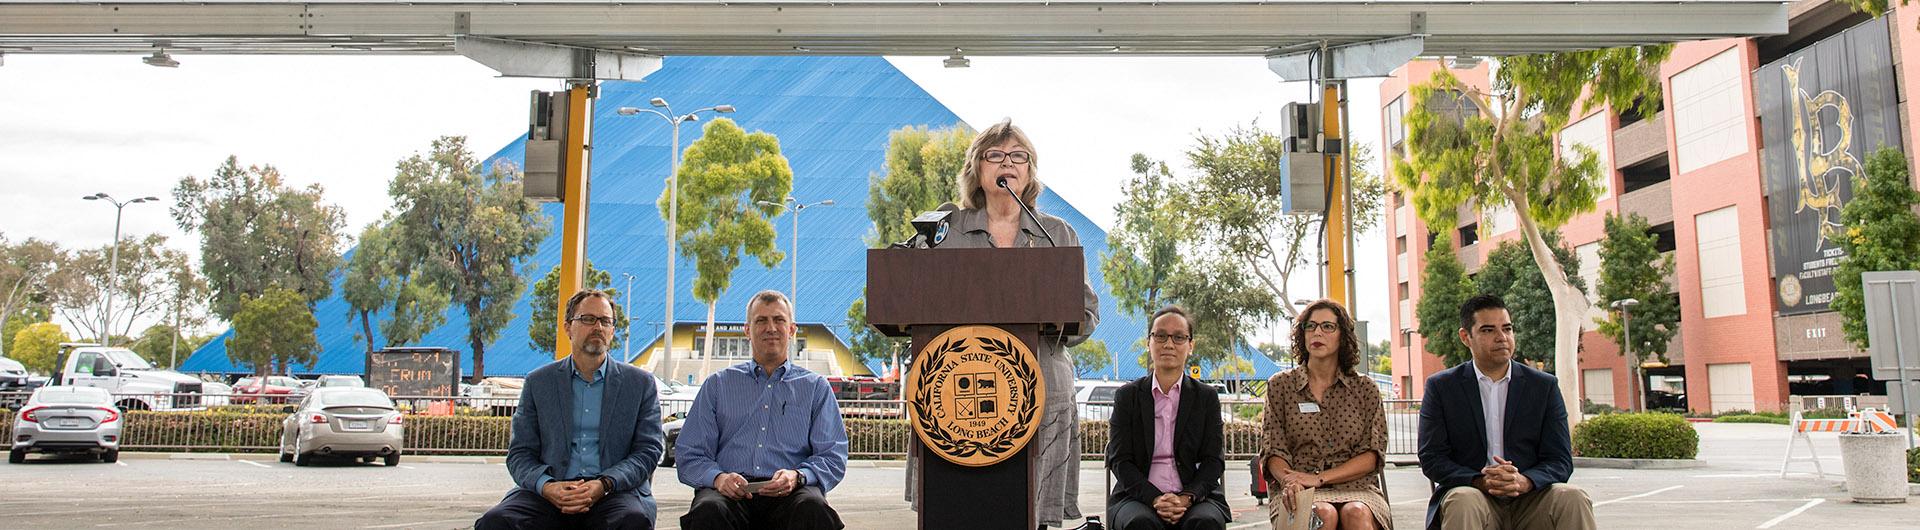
[1298, 402, 1321, 414]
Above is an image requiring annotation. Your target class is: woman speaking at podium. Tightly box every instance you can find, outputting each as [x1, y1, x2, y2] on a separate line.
[904, 118, 1101, 529]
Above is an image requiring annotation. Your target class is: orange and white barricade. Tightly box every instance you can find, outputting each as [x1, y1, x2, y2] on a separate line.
[1780, 410, 1847, 479]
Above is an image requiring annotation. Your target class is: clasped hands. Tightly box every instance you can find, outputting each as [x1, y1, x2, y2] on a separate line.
[540, 478, 608, 514]
[1150, 492, 1195, 524]
[1473, 456, 1534, 498]
[714, 469, 803, 500]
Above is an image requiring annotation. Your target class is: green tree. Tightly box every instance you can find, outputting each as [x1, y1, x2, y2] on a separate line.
[1475, 230, 1585, 369]
[1832, 148, 1920, 350]
[1397, 45, 1672, 424]
[529, 261, 627, 356]
[128, 324, 185, 369]
[0, 236, 59, 355]
[1184, 128, 1386, 322]
[386, 136, 551, 382]
[1839, 1, 1916, 31]
[172, 156, 347, 319]
[1159, 257, 1280, 368]
[225, 288, 318, 376]
[1416, 231, 1474, 367]
[1101, 154, 1192, 323]
[343, 218, 449, 353]
[1372, 350, 1392, 375]
[1070, 339, 1114, 378]
[9, 322, 67, 374]
[864, 124, 971, 247]
[848, 125, 970, 365]
[659, 118, 792, 374]
[1594, 213, 1681, 368]
[45, 234, 200, 343]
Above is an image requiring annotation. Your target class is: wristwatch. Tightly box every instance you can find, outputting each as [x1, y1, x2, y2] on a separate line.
[596, 475, 615, 494]
[793, 470, 807, 488]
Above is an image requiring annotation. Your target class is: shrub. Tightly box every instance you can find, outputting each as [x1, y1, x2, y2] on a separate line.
[1908, 446, 1920, 484]
[1581, 399, 1621, 416]
[1573, 412, 1698, 459]
[1714, 414, 1789, 425]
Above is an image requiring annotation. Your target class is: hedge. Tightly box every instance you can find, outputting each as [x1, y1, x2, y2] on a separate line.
[6, 410, 1270, 458]
[1573, 412, 1698, 459]
[1909, 446, 1920, 484]
[1713, 414, 1790, 425]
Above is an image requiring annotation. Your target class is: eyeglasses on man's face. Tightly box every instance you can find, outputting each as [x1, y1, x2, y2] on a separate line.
[981, 150, 1031, 165]
[1149, 332, 1192, 345]
[570, 315, 617, 328]
[1303, 321, 1339, 334]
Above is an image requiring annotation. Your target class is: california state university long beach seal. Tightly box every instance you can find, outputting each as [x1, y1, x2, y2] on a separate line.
[906, 325, 1046, 467]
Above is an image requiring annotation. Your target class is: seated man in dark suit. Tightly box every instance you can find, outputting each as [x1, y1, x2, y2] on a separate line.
[676, 290, 847, 530]
[1417, 294, 1594, 530]
[1106, 305, 1229, 530]
[477, 290, 664, 530]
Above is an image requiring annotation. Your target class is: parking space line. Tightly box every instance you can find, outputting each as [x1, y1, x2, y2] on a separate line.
[238, 460, 272, 468]
[1756, 498, 1824, 528]
[400, 465, 417, 469]
[115, 461, 127, 467]
[1694, 473, 1776, 478]
[364, 517, 477, 529]
[1594, 485, 1683, 507]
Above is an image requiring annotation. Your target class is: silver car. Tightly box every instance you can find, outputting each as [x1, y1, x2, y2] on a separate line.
[316, 375, 366, 388]
[279, 387, 404, 466]
[10, 386, 122, 463]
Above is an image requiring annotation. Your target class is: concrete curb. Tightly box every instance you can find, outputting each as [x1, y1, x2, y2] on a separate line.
[1573, 456, 1706, 469]
[423, 456, 503, 464]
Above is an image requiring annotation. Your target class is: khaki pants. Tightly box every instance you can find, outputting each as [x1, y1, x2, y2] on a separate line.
[1437, 483, 1595, 530]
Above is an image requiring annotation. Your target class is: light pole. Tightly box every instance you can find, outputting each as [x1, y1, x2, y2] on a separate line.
[621, 272, 636, 363]
[1611, 298, 1642, 411]
[617, 100, 735, 370]
[757, 197, 834, 311]
[82, 193, 160, 347]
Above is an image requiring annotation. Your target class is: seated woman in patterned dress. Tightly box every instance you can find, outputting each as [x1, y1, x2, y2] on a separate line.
[1261, 299, 1392, 530]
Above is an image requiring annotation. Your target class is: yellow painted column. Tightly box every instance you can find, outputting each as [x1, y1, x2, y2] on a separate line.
[555, 82, 593, 359]
[1323, 81, 1349, 308]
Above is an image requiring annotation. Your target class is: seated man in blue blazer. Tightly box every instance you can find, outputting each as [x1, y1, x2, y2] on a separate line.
[1105, 305, 1229, 530]
[1417, 294, 1594, 530]
[477, 290, 664, 530]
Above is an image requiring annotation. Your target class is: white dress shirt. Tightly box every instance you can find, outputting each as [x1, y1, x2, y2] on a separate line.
[1473, 361, 1512, 466]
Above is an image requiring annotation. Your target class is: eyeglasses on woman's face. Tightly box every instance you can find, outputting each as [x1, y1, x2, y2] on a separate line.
[1149, 332, 1192, 345]
[1303, 320, 1339, 335]
[981, 150, 1031, 165]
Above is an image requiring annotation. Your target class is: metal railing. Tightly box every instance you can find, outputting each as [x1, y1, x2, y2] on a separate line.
[0, 392, 1421, 459]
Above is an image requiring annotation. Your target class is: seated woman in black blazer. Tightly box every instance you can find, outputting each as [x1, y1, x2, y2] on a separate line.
[1104, 305, 1229, 530]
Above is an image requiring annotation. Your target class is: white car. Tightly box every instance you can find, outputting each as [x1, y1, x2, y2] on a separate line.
[1073, 380, 1126, 421]
[656, 376, 700, 421]
[10, 386, 122, 463]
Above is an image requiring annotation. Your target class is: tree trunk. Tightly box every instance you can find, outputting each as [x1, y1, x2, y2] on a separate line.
[359, 310, 376, 354]
[470, 301, 487, 384]
[1511, 194, 1589, 434]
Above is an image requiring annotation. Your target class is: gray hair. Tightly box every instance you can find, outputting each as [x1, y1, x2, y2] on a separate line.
[745, 289, 793, 320]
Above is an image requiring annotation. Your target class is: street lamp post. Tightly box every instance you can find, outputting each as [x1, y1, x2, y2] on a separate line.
[82, 193, 160, 347]
[1611, 298, 1642, 411]
[621, 272, 636, 363]
[617, 100, 734, 371]
[757, 197, 834, 310]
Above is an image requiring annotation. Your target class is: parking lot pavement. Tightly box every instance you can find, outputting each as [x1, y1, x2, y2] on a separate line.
[1, 424, 1914, 528]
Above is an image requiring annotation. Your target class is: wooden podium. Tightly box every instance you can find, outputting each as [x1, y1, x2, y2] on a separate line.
[867, 247, 1089, 530]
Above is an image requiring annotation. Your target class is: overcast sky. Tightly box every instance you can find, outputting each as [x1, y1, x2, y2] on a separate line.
[0, 54, 1390, 344]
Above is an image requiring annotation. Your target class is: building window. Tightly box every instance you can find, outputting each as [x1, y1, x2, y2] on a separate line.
[1559, 112, 1615, 200]
[1385, 96, 1408, 156]
[1672, 48, 1751, 173]
[1576, 242, 1602, 306]
[1694, 206, 1747, 318]
[1458, 223, 1480, 247]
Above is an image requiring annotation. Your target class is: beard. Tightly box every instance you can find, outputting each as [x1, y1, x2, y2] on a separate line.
[579, 339, 608, 355]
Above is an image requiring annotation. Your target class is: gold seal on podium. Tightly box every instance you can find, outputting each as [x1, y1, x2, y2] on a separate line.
[905, 325, 1046, 467]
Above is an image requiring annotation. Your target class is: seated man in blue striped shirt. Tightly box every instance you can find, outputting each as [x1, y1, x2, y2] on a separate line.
[677, 289, 849, 530]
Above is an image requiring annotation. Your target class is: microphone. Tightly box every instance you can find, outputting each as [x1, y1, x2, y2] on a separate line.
[892, 202, 959, 248]
[996, 176, 1057, 247]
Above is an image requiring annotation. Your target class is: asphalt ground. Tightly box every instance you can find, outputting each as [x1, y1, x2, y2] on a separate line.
[2, 423, 1916, 529]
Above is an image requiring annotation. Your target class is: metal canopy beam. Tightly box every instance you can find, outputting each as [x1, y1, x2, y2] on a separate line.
[455, 36, 661, 81]
[0, 1, 1790, 57]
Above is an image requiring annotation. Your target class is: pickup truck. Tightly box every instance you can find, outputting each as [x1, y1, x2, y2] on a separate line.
[54, 343, 204, 411]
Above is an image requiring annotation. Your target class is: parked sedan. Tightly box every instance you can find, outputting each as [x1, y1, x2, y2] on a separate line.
[316, 375, 366, 388]
[233, 376, 304, 404]
[10, 386, 121, 463]
[279, 387, 404, 466]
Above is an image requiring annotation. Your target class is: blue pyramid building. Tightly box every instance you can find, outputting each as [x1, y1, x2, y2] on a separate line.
[180, 56, 1284, 383]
